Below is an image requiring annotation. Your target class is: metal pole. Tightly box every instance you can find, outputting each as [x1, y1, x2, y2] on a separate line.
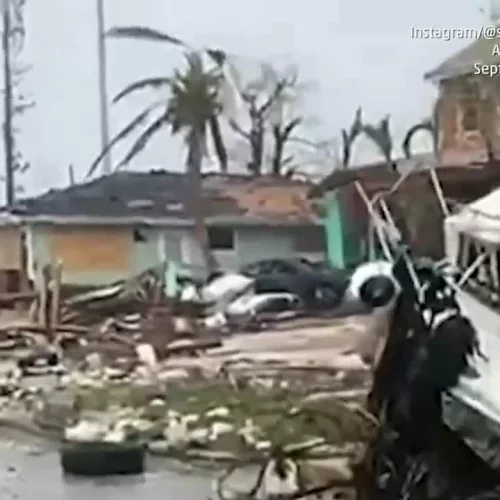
[96, 0, 111, 175]
[2, 0, 14, 207]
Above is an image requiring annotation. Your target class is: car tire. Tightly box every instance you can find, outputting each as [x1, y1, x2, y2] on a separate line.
[312, 282, 342, 308]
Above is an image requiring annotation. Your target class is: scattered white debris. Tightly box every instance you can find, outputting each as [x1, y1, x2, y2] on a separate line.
[64, 420, 106, 442]
[135, 343, 158, 371]
[149, 398, 167, 407]
[157, 368, 190, 381]
[238, 418, 261, 446]
[173, 317, 191, 334]
[181, 284, 201, 302]
[190, 426, 210, 443]
[206, 406, 230, 419]
[227, 293, 298, 317]
[85, 352, 102, 372]
[259, 458, 299, 497]
[204, 312, 227, 330]
[163, 418, 189, 446]
[102, 427, 126, 443]
[182, 413, 199, 424]
[210, 421, 234, 439]
[202, 273, 254, 303]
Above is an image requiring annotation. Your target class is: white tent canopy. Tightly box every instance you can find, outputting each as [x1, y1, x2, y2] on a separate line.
[444, 187, 500, 264]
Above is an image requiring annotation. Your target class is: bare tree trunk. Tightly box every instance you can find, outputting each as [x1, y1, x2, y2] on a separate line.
[2, 4, 14, 208]
[187, 129, 218, 275]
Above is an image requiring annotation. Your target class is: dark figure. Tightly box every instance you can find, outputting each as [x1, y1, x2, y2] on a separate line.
[363, 249, 500, 499]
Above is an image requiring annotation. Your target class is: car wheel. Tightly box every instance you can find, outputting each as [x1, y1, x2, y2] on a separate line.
[313, 283, 342, 308]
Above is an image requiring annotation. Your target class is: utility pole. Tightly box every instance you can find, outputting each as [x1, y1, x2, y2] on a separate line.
[2, 0, 14, 207]
[96, 0, 111, 175]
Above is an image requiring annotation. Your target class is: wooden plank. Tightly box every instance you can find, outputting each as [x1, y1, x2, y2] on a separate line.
[51, 227, 131, 272]
[0, 227, 21, 269]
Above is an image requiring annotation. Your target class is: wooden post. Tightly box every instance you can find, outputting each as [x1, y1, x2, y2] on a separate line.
[50, 260, 62, 332]
[37, 264, 49, 332]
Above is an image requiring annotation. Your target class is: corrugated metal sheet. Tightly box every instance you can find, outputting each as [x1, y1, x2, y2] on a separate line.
[51, 227, 131, 271]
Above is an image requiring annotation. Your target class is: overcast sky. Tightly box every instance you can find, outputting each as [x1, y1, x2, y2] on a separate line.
[5, 0, 487, 197]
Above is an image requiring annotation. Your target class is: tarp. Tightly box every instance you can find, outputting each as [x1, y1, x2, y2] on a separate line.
[444, 187, 500, 263]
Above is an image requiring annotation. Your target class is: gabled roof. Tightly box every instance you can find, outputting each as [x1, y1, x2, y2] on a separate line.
[425, 37, 500, 82]
[11, 170, 322, 226]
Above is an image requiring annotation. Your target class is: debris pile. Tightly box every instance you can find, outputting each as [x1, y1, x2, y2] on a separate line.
[0, 302, 382, 497]
[0, 262, 332, 369]
[48, 359, 375, 496]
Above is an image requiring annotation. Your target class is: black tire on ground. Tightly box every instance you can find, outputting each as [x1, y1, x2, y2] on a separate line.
[60, 441, 146, 476]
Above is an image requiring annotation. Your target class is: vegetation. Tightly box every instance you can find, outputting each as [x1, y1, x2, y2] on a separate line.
[230, 64, 304, 176]
[340, 107, 362, 169]
[87, 26, 232, 273]
[2, 0, 33, 199]
[402, 99, 440, 159]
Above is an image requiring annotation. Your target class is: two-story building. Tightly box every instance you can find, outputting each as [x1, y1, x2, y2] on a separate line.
[425, 34, 500, 165]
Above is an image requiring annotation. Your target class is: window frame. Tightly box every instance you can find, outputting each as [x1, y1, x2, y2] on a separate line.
[457, 231, 500, 307]
[207, 226, 235, 251]
[459, 79, 480, 133]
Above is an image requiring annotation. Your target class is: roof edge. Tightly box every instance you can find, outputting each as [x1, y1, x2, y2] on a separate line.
[11, 214, 323, 227]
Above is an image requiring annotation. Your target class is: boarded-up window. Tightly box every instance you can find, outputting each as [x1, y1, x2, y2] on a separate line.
[293, 226, 326, 252]
[0, 227, 21, 270]
[51, 228, 131, 271]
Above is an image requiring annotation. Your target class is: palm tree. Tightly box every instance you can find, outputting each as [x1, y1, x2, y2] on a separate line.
[87, 26, 231, 273]
[87, 28, 228, 176]
[360, 115, 397, 172]
[165, 52, 224, 272]
[402, 99, 441, 159]
[340, 107, 362, 168]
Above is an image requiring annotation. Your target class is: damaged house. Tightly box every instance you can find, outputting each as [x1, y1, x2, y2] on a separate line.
[424, 31, 500, 164]
[0, 171, 325, 288]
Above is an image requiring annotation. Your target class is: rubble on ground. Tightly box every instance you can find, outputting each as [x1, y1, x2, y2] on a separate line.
[0, 262, 385, 496]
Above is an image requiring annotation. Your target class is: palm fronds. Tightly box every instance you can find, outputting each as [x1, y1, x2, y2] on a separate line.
[115, 112, 169, 170]
[113, 77, 172, 104]
[341, 107, 363, 168]
[361, 115, 395, 171]
[86, 103, 162, 178]
[401, 119, 435, 159]
[402, 98, 441, 159]
[106, 26, 185, 45]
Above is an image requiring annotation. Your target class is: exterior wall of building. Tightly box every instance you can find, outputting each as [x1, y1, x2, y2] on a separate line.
[182, 225, 326, 271]
[27, 224, 166, 285]
[0, 226, 22, 270]
[439, 77, 500, 165]
[26, 223, 326, 286]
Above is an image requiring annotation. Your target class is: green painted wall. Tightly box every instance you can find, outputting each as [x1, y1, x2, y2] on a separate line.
[323, 191, 345, 267]
[322, 191, 363, 269]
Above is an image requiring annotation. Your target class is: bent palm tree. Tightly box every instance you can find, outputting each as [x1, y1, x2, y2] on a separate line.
[402, 99, 441, 159]
[88, 37, 227, 272]
[361, 115, 396, 172]
[340, 107, 363, 168]
[166, 52, 223, 272]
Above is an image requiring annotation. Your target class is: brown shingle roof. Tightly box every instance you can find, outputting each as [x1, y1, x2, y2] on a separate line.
[13, 171, 321, 225]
